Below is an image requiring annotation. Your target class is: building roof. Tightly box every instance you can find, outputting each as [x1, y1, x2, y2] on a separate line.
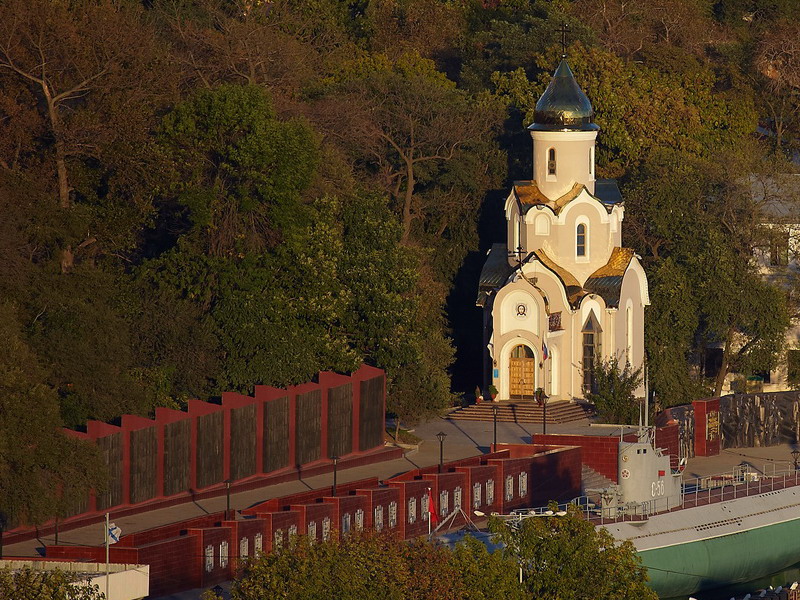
[476, 243, 515, 306]
[512, 180, 620, 215]
[750, 174, 800, 223]
[533, 248, 586, 307]
[584, 247, 635, 308]
[528, 59, 599, 132]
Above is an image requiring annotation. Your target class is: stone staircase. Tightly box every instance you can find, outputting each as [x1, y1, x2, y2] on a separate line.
[581, 464, 615, 495]
[447, 399, 592, 424]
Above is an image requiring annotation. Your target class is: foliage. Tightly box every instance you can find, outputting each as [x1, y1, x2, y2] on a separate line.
[0, 567, 103, 600]
[227, 530, 525, 600]
[489, 507, 657, 600]
[587, 357, 644, 425]
[0, 302, 105, 530]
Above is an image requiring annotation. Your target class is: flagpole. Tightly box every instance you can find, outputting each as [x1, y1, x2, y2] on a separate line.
[427, 489, 431, 536]
[105, 512, 110, 600]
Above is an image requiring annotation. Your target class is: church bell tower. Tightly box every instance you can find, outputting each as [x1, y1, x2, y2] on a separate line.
[528, 57, 599, 200]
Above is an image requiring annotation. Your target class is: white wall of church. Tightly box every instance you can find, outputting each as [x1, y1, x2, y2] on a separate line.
[531, 130, 597, 199]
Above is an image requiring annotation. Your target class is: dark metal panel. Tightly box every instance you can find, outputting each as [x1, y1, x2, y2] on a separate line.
[96, 433, 123, 510]
[359, 376, 384, 451]
[327, 383, 353, 458]
[264, 396, 289, 472]
[230, 404, 257, 481]
[721, 392, 800, 449]
[129, 427, 157, 504]
[163, 420, 190, 496]
[295, 390, 321, 465]
[196, 411, 224, 489]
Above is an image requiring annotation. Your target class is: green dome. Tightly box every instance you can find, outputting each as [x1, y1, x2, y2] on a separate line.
[528, 59, 599, 132]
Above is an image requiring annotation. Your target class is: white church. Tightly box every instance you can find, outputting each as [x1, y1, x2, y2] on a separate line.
[477, 57, 649, 402]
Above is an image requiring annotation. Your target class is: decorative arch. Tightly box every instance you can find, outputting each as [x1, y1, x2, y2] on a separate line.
[534, 213, 550, 235]
[557, 192, 610, 225]
[498, 337, 539, 400]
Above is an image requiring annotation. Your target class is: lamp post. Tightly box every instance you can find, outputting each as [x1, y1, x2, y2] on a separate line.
[224, 479, 232, 520]
[492, 405, 498, 449]
[792, 449, 800, 471]
[436, 432, 447, 473]
[331, 455, 339, 497]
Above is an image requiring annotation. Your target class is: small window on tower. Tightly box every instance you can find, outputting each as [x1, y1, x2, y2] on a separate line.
[576, 223, 587, 257]
[548, 148, 557, 175]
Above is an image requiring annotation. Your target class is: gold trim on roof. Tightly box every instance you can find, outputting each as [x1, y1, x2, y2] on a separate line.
[533, 248, 586, 307]
[513, 181, 586, 215]
[587, 247, 635, 279]
[531, 247, 636, 309]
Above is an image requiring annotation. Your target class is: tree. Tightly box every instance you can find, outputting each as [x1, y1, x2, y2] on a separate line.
[158, 83, 319, 255]
[489, 508, 658, 600]
[223, 530, 524, 600]
[0, 567, 103, 600]
[587, 357, 644, 425]
[0, 0, 161, 210]
[315, 51, 502, 244]
[0, 302, 105, 555]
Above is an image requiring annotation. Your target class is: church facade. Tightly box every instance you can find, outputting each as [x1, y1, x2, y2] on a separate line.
[477, 58, 649, 402]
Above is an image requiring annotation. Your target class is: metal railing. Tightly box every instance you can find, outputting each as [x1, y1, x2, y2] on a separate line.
[563, 466, 800, 526]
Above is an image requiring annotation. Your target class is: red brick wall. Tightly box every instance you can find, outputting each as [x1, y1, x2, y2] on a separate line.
[256, 510, 300, 553]
[354, 487, 400, 532]
[693, 398, 720, 457]
[123, 512, 225, 546]
[655, 423, 680, 469]
[139, 535, 201, 596]
[387, 479, 432, 539]
[452, 465, 499, 517]
[533, 434, 620, 482]
[323, 495, 367, 535]
[221, 518, 267, 572]
[421, 471, 469, 525]
[529, 446, 581, 506]
[242, 477, 379, 515]
[187, 527, 233, 589]
[290, 503, 336, 544]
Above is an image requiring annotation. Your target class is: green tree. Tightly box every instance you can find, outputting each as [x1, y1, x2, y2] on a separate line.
[587, 357, 644, 425]
[225, 530, 524, 600]
[158, 83, 319, 255]
[0, 567, 103, 600]
[0, 302, 105, 554]
[489, 508, 657, 600]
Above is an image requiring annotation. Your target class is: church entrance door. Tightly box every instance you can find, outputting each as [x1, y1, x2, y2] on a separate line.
[509, 345, 536, 399]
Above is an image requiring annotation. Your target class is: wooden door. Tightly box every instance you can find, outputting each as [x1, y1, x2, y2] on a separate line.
[509, 348, 536, 399]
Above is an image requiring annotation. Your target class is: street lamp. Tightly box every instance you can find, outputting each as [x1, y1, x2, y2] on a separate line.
[792, 449, 800, 471]
[331, 455, 339, 497]
[436, 432, 447, 473]
[492, 405, 498, 448]
[224, 479, 232, 520]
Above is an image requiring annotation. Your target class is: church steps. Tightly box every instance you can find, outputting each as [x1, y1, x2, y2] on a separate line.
[447, 400, 590, 424]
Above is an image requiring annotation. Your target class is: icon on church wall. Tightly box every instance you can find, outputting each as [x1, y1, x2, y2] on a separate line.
[516, 303, 527, 319]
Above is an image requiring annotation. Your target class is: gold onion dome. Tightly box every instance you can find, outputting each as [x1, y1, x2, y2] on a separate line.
[528, 58, 599, 132]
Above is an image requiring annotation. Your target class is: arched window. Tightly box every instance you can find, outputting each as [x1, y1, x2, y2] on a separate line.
[576, 223, 587, 256]
[582, 313, 602, 393]
[547, 148, 556, 175]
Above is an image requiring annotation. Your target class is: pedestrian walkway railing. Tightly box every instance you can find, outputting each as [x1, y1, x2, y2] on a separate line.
[558, 466, 800, 526]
